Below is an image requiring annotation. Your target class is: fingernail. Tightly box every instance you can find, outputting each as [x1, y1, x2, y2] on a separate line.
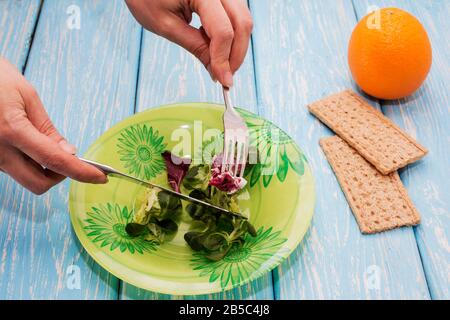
[59, 140, 77, 154]
[223, 71, 233, 88]
[98, 175, 108, 184]
[92, 171, 108, 184]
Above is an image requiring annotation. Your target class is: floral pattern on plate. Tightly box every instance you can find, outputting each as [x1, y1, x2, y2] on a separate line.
[117, 124, 166, 180]
[83, 203, 157, 254]
[190, 226, 287, 289]
[241, 109, 307, 188]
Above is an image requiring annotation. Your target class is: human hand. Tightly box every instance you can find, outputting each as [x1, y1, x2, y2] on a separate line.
[0, 58, 107, 194]
[125, 0, 253, 87]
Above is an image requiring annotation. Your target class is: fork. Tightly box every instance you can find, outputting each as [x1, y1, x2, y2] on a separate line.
[221, 86, 249, 177]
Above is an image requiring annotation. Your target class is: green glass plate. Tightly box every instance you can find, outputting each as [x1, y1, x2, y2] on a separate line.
[69, 103, 315, 295]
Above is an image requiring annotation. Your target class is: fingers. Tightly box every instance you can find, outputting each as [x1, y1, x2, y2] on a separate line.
[1, 147, 65, 195]
[220, 0, 253, 73]
[7, 118, 107, 184]
[11, 83, 107, 184]
[192, 0, 234, 87]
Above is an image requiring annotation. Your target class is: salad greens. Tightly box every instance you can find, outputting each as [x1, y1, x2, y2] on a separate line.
[183, 164, 211, 192]
[125, 151, 256, 261]
[125, 188, 181, 244]
[184, 186, 256, 260]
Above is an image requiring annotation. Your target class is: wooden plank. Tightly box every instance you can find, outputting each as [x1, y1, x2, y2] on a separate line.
[0, 0, 41, 299]
[353, 0, 450, 300]
[249, 0, 430, 299]
[0, 0, 141, 299]
[119, 15, 274, 300]
[0, 0, 41, 69]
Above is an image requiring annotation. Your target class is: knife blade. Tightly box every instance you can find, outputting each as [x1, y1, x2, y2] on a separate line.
[79, 158, 247, 220]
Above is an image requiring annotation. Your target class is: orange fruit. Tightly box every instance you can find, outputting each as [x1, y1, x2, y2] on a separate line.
[348, 8, 432, 100]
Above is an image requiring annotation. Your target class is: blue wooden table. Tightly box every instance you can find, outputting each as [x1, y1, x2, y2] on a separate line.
[0, 0, 448, 300]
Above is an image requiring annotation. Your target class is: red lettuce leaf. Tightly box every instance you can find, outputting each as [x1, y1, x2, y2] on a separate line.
[209, 154, 247, 193]
[210, 168, 247, 194]
[161, 151, 191, 192]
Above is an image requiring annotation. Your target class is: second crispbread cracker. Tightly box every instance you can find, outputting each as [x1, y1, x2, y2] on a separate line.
[320, 136, 420, 234]
[308, 90, 428, 174]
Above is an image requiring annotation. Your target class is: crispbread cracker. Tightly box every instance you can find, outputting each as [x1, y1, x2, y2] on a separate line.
[320, 136, 420, 234]
[308, 90, 428, 174]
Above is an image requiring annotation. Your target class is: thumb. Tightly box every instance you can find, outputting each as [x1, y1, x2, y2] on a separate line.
[21, 84, 77, 154]
[14, 83, 106, 184]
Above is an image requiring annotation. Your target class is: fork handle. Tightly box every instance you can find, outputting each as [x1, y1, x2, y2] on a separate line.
[222, 86, 239, 115]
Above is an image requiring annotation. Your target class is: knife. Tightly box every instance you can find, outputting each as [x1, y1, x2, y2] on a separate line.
[79, 158, 247, 220]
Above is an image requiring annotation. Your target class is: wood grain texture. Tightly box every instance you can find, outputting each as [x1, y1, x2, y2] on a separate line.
[0, 0, 141, 299]
[250, 0, 430, 299]
[353, 0, 450, 300]
[1, 0, 447, 300]
[119, 14, 274, 300]
[0, 0, 41, 69]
